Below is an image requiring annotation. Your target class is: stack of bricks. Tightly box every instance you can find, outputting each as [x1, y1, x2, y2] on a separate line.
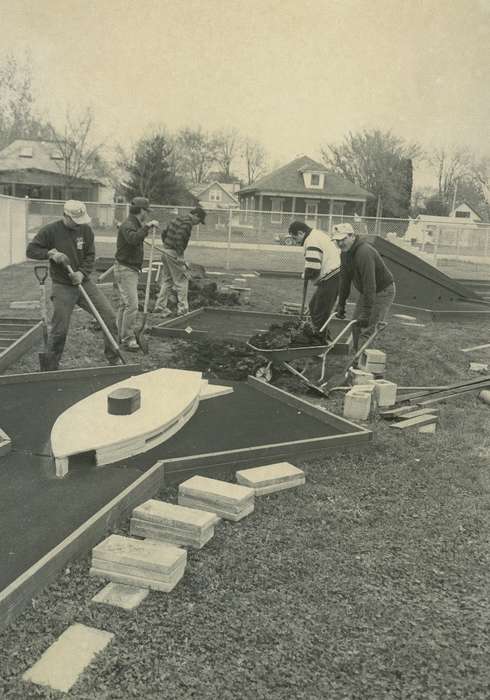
[178, 475, 254, 522]
[89, 534, 186, 592]
[130, 500, 219, 549]
[236, 462, 305, 496]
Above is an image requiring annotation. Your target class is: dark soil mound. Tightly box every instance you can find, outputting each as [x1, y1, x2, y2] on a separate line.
[249, 319, 326, 350]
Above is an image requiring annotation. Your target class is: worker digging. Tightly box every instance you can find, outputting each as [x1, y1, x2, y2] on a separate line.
[154, 205, 207, 317]
[26, 200, 124, 370]
[114, 197, 160, 352]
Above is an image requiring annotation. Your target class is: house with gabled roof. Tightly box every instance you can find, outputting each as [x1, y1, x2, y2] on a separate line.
[0, 139, 105, 201]
[449, 201, 482, 222]
[190, 180, 239, 209]
[237, 155, 372, 228]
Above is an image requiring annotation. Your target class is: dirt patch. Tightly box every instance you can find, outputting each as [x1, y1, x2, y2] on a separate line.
[137, 279, 240, 312]
[249, 318, 326, 350]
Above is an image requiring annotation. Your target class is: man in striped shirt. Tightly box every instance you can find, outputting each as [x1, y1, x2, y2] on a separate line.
[288, 221, 341, 330]
[154, 206, 206, 316]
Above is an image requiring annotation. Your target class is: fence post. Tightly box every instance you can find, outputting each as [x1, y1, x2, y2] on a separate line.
[24, 196, 30, 262]
[226, 208, 232, 271]
[8, 196, 13, 266]
[433, 225, 440, 268]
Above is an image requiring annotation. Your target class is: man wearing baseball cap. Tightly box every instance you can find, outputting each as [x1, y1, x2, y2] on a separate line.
[332, 223, 395, 350]
[26, 200, 120, 368]
[154, 205, 206, 316]
[114, 197, 159, 351]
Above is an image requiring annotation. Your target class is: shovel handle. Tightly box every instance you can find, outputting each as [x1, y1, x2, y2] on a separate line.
[65, 264, 126, 365]
[300, 277, 309, 318]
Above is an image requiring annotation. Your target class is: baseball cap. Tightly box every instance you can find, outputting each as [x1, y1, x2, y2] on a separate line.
[64, 200, 91, 225]
[332, 223, 354, 240]
[190, 206, 206, 224]
[131, 196, 151, 211]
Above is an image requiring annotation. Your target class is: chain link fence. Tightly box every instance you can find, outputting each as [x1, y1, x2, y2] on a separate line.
[23, 198, 490, 281]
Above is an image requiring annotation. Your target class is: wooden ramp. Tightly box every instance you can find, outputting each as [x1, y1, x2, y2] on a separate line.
[0, 317, 43, 372]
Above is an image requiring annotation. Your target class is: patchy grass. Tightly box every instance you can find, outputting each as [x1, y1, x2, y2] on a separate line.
[0, 263, 489, 698]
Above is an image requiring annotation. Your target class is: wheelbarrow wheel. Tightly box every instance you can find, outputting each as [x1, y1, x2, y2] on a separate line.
[255, 362, 273, 383]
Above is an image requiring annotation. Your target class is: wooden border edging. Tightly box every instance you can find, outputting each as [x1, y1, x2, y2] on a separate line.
[0, 363, 142, 385]
[161, 431, 371, 485]
[0, 372, 371, 630]
[0, 321, 43, 373]
[0, 460, 165, 631]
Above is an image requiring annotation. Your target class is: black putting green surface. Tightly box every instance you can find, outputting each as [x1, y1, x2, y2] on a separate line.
[154, 308, 291, 339]
[0, 373, 344, 591]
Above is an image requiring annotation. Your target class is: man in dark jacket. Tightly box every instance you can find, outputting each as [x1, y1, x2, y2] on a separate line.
[26, 200, 120, 368]
[114, 197, 159, 350]
[332, 223, 395, 349]
[154, 206, 206, 316]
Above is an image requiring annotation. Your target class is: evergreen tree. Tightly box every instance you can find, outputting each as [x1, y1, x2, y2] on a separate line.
[121, 132, 195, 205]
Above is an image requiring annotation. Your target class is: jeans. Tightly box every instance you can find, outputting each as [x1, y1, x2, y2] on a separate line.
[353, 283, 396, 350]
[308, 276, 339, 331]
[114, 262, 140, 343]
[49, 279, 119, 367]
[155, 249, 189, 314]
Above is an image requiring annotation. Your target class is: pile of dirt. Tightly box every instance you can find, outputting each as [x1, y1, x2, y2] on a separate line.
[249, 319, 326, 350]
[188, 280, 240, 310]
[136, 279, 240, 312]
[166, 338, 265, 381]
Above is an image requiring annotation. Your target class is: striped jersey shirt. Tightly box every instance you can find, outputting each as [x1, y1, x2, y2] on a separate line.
[303, 229, 341, 282]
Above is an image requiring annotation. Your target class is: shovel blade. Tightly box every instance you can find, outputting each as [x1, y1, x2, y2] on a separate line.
[39, 351, 58, 372]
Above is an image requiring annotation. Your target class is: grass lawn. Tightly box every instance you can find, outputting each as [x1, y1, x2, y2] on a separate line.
[0, 262, 489, 698]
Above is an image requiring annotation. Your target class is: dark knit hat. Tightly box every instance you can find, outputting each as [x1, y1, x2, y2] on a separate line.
[190, 206, 206, 224]
[131, 197, 151, 211]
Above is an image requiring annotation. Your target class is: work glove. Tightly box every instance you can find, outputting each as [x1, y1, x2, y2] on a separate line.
[146, 220, 160, 230]
[69, 270, 84, 286]
[48, 248, 70, 266]
[334, 305, 346, 319]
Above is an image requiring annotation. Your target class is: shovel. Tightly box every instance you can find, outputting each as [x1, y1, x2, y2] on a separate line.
[299, 277, 309, 319]
[134, 225, 157, 353]
[34, 265, 58, 371]
[65, 264, 127, 365]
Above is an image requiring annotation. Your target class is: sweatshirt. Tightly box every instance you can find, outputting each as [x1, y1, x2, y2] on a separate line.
[26, 219, 95, 285]
[303, 229, 341, 283]
[115, 214, 149, 271]
[337, 237, 394, 315]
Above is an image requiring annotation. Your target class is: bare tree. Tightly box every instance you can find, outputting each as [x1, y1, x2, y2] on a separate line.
[427, 147, 473, 204]
[174, 127, 219, 185]
[214, 128, 241, 179]
[0, 52, 50, 149]
[321, 129, 421, 217]
[47, 107, 109, 198]
[242, 138, 267, 185]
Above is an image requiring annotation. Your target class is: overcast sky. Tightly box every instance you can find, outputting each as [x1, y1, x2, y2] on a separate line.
[2, 0, 489, 186]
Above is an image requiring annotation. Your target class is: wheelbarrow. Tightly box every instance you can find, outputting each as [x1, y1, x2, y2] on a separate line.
[248, 313, 388, 397]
